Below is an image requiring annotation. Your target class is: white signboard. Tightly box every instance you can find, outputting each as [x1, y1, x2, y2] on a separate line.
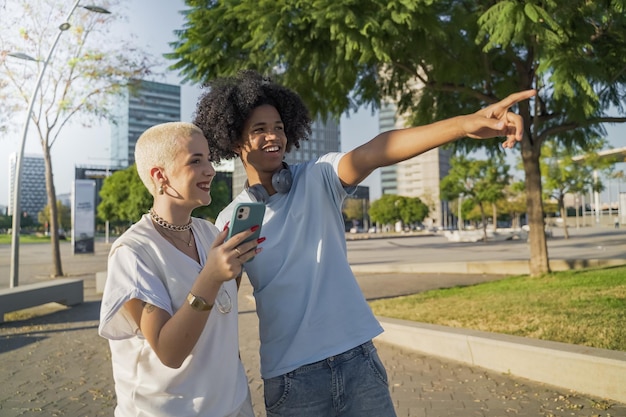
[72, 180, 96, 254]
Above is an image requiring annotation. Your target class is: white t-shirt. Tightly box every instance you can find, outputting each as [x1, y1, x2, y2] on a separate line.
[216, 153, 383, 379]
[98, 215, 250, 417]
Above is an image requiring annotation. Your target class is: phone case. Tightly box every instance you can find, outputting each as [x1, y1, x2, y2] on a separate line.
[227, 202, 266, 245]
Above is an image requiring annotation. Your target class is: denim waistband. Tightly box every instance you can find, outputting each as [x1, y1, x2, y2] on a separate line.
[288, 340, 374, 375]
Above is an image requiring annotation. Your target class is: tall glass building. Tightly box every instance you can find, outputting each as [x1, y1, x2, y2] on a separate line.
[378, 102, 452, 229]
[110, 79, 181, 167]
[8, 153, 47, 219]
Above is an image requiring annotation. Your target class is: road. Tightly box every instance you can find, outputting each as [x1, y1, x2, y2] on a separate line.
[1, 225, 624, 289]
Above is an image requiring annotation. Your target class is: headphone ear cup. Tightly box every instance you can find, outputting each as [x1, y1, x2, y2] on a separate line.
[272, 168, 292, 194]
[246, 184, 270, 203]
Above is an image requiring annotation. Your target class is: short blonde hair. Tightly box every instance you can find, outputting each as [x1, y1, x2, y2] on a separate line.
[135, 122, 204, 196]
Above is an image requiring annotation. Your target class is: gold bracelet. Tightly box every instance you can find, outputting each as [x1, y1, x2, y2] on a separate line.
[186, 292, 213, 312]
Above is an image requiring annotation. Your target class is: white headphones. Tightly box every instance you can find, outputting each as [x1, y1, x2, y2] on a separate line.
[245, 162, 292, 203]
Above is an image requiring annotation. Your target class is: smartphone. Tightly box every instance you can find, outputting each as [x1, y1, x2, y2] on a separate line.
[227, 202, 266, 259]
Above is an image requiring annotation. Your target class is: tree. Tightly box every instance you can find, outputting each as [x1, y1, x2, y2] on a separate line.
[38, 200, 71, 233]
[168, 0, 626, 275]
[497, 180, 528, 229]
[396, 196, 429, 227]
[98, 166, 151, 229]
[343, 198, 364, 224]
[369, 194, 428, 230]
[441, 154, 511, 241]
[369, 195, 401, 228]
[192, 179, 231, 223]
[98, 165, 233, 230]
[541, 138, 612, 239]
[0, 0, 154, 277]
[0, 214, 12, 231]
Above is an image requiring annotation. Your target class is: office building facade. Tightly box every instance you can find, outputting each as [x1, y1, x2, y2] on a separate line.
[110, 79, 181, 167]
[378, 102, 452, 228]
[8, 153, 47, 220]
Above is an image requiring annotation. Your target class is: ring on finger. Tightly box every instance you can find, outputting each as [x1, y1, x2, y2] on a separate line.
[234, 247, 242, 257]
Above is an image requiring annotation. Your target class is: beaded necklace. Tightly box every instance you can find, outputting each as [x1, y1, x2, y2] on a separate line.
[149, 208, 192, 231]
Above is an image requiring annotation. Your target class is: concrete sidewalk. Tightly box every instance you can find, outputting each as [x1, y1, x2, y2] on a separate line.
[1, 228, 625, 416]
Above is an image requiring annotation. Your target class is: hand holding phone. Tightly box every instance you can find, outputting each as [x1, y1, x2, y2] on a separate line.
[227, 202, 265, 260]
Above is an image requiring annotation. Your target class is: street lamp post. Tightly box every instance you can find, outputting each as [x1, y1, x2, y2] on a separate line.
[8, 1, 110, 288]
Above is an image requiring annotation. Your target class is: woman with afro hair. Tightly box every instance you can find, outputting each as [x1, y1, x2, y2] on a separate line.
[193, 69, 535, 417]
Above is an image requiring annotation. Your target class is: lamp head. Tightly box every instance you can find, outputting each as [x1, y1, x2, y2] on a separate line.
[7, 52, 38, 61]
[82, 5, 111, 14]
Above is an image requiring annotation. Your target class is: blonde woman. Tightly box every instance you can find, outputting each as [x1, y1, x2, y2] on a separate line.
[99, 122, 262, 417]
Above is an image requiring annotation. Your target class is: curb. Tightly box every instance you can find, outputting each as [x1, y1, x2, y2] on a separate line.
[376, 317, 626, 404]
[351, 258, 626, 276]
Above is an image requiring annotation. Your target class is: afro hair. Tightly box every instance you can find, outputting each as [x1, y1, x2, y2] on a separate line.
[193, 70, 312, 163]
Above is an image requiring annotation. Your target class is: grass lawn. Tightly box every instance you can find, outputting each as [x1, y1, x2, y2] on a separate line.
[369, 265, 626, 352]
[0, 234, 52, 244]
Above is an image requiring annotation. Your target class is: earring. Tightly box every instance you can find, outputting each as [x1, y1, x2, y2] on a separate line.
[158, 184, 164, 195]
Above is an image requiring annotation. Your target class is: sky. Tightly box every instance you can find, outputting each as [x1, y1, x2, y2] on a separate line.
[1, 0, 624, 208]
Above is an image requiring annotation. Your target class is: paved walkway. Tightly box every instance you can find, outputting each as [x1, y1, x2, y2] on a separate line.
[1, 228, 625, 416]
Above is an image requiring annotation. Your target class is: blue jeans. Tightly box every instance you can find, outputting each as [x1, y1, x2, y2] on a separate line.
[263, 341, 397, 417]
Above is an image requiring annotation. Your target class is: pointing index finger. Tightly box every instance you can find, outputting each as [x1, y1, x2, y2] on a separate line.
[498, 89, 536, 110]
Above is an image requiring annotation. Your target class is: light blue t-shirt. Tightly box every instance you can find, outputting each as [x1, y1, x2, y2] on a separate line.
[216, 152, 383, 379]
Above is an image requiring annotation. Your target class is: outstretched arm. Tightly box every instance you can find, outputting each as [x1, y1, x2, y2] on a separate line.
[337, 89, 536, 186]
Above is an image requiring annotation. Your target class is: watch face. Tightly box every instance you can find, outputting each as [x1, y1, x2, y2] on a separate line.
[188, 293, 211, 311]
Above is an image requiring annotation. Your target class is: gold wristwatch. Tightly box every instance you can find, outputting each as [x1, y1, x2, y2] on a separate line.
[187, 292, 213, 312]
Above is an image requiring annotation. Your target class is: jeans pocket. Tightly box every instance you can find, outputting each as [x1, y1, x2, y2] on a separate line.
[367, 347, 389, 385]
[263, 374, 291, 411]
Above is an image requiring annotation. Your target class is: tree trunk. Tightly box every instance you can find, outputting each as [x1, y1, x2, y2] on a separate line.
[43, 147, 64, 277]
[492, 202, 497, 231]
[522, 138, 550, 276]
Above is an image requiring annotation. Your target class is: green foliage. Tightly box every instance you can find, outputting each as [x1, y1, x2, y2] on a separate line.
[169, 0, 626, 274]
[540, 137, 616, 236]
[343, 197, 365, 222]
[440, 154, 511, 209]
[98, 165, 233, 225]
[496, 181, 527, 226]
[98, 166, 151, 224]
[38, 200, 71, 231]
[0, 214, 12, 231]
[369, 195, 401, 225]
[441, 154, 511, 230]
[169, 0, 626, 153]
[191, 180, 231, 223]
[396, 195, 429, 225]
[369, 194, 428, 226]
[541, 138, 609, 203]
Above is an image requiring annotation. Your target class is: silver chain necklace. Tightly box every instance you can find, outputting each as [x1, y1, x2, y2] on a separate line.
[149, 208, 192, 232]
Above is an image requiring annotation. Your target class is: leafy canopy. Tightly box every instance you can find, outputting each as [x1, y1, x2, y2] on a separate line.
[98, 165, 233, 226]
[168, 0, 626, 275]
[369, 194, 428, 226]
